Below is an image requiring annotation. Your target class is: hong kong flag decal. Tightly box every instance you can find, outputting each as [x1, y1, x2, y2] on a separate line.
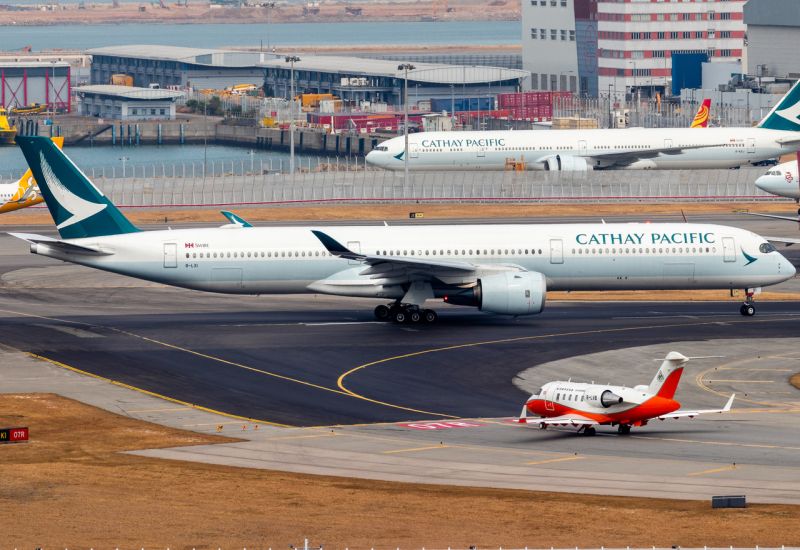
[397, 421, 485, 430]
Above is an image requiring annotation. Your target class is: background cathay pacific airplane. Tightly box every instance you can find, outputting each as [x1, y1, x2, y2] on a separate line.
[755, 156, 800, 200]
[10, 136, 795, 323]
[367, 82, 800, 172]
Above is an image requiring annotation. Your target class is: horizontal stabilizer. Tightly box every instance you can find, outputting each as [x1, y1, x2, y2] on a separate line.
[8, 232, 115, 256]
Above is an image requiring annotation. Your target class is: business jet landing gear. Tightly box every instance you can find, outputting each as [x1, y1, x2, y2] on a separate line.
[581, 426, 596, 437]
[374, 302, 438, 324]
[740, 291, 756, 317]
[617, 424, 631, 435]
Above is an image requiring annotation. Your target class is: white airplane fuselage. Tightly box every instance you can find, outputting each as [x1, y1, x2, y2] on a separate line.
[26, 222, 794, 297]
[755, 159, 800, 199]
[366, 127, 795, 171]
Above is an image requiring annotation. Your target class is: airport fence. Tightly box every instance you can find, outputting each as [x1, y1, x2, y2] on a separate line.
[12, 165, 781, 208]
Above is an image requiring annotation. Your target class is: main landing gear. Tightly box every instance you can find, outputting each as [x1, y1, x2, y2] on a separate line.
[374, 302, 438, 324]
[740, 290, 756, 317]
[617, 424, 631, 435]
[582, 426, 596, 437]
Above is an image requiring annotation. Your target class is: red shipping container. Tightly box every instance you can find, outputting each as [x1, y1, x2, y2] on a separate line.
[541, 105, 553, 116]
[522, 92, 538, 106]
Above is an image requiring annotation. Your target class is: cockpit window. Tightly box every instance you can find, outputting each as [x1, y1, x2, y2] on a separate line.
[760, 243, 777, 254]
[534, 387, 543, 396]
[374, 146, 389, 152]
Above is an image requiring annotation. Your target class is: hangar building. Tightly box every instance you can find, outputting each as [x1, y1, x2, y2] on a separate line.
[1, 61, 71, 112]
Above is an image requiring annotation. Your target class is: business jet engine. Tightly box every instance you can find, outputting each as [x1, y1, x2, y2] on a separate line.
[543, 155, 590, 172]
[585, 387, 624, 408]
[473, 271, 547, 316]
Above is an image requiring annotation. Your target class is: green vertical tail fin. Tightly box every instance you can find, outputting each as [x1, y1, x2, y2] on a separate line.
[15, 136, 139, 239]
[758, 80, 800, 131]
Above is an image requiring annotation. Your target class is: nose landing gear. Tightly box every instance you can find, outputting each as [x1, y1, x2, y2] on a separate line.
[740, 290, 756, 317]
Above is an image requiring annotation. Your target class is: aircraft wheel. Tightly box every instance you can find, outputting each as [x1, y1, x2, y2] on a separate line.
[409, 310, 422, 323]
[618, 424, 630, 435]
[374, 305, 391, 321]
[392, 309, 408, 324]
[423, 309, 438, 323]
[741, 304, 755, 317]
[586, 427, 596, 437]
[539, 422, 547, 430]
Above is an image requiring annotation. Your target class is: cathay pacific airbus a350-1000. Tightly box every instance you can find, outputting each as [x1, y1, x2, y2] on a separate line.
[10, 136, 796, 322]
[367, 82, 800, 172]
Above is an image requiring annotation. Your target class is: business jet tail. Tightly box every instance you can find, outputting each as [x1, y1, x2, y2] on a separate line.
[758, 79, 800, 131]
[14, 136, 139, 240]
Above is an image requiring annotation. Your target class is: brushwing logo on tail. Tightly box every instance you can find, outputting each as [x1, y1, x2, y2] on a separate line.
[40, 152, 106, 229]
[776, 101, 800, 126]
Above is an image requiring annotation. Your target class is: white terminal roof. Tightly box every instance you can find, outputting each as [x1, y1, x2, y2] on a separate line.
[75, 85, 185, 100]
[257, 56, 528, 85]
[85, 45, 277, 67]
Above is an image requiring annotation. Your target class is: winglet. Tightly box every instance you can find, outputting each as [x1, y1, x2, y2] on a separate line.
[519, 404, 528, 423]
[311, 230, 365, 260]
[221, 211, 253, 227]
[722, 394, 735, 412]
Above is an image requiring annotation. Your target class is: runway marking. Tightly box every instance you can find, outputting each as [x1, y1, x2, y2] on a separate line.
[381, 445, 450, 454]
[127, 407, 193, 412]
[0, 341, 290, 427]
[524, 456, 583, 465]
[0, 307, 455, 420]
[268, 433, 338, 441]
[630, 434, 800, 450]
[182, 421, 260, 427]
[31, 324, 105, 338]
[687, 465, 739, 476]
[705, 380, 775, 383]
[338, 316, 800, 415]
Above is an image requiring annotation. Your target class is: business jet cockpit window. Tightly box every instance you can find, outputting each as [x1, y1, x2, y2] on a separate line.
[374, 146, 389, 151]
[760, 243, 777, 254]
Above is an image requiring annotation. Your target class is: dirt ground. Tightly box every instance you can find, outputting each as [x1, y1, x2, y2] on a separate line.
[2, 393, 799, 548]
[0, 0, 521, 27]
[1, 201, 795, 226]
[792, 373, 800, 391]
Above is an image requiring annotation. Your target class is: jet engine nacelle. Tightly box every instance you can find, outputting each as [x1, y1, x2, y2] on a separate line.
[543, 155, 590, 172]
[585, 387, 623, 408]
[476, 271, 546, 316]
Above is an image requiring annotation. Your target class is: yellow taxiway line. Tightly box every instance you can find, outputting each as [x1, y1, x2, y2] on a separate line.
[525, 456, 583, 465]
[687, 465, 739, 476]
[382, 445, 449, 454]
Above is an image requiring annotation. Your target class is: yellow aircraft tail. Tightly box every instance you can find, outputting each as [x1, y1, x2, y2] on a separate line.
[0, 137, 64, 214]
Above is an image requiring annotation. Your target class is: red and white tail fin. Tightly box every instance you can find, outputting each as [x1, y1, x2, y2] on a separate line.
[691, 99, 711, 128]
[648, 351, 689, 398]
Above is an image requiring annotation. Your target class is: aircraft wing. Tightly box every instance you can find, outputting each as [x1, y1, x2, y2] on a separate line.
[583, 142, 728, 164]
[764, 236, 800, 246]
[516, 404, 599, 427]
[745, 212, 798, 222]
[8, 232, 115, 256]
[656, 394, 735, 420]
[517, 415, 600, 427]
[312, 230, 478, 272]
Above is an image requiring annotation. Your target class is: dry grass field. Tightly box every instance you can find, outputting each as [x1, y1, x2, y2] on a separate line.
[0, 201, 795, 226]
[2, 393, 799, 548]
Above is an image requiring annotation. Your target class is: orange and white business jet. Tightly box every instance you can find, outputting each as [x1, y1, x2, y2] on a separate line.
[0, 137, 64, 215]
[690, 99, 712, 128]
[518, 352, 734, 436]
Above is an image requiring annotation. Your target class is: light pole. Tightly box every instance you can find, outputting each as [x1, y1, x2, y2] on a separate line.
[266, 2, 276, 52]
[608, 83, 614, 129]
[449, 83, 455, 128]
[286, 55, 300, 176]
[50, 60, 57, 122]
[398, 63, 415, 180]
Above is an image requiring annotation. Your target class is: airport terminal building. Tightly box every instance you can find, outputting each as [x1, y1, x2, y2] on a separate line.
[84, 45, 529, 109]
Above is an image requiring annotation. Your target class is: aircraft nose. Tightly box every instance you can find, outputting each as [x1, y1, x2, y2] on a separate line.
[784, 256, 797, 279]
[755, 175, 778, 195]
[365, 150, 381, 167]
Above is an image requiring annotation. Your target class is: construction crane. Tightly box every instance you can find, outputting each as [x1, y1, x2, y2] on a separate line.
[2, 46, 32, 53]
[433, 0, 455, 14]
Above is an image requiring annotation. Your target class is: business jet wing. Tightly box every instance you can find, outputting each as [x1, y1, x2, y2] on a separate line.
[312, 230, 477, 271]
[516, 404, 599, 427]
[8, 232, 115, 256]
[656, 394, 735, 420]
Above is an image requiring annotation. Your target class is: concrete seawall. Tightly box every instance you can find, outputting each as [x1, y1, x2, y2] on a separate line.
[20, 119, 389, 154]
